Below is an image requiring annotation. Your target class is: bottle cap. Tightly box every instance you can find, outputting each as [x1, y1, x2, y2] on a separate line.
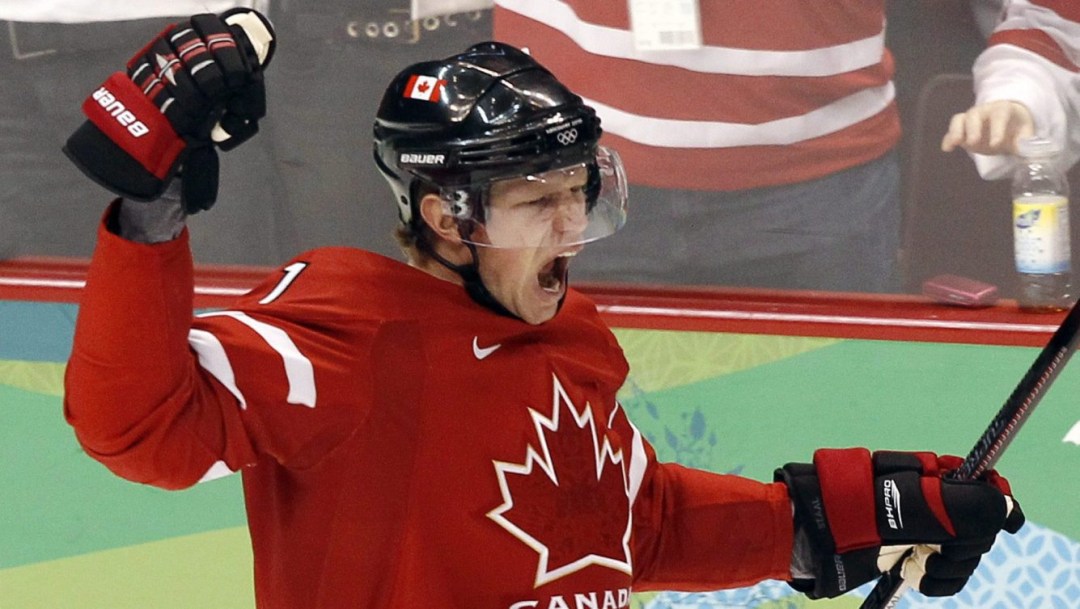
[1017, 136, 1061, 158]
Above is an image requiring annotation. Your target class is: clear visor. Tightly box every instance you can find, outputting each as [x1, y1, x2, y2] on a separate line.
[445, 146, 628, 249]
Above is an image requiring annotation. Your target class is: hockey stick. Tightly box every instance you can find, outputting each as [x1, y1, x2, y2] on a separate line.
[860, 298, 1080, 609]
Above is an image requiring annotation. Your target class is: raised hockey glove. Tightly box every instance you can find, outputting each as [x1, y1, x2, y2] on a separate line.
[63, 9, 275, 214]
[775, 448, 1024, 599]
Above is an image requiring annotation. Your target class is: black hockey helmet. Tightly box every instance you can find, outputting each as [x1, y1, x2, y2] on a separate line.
[373, 41, 626, 248]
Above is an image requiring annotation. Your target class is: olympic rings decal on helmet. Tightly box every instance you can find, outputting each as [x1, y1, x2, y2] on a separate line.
[556, 128, 579, 146]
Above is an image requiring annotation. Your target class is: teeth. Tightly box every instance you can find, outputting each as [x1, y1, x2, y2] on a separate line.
[557, 251, 578, 258]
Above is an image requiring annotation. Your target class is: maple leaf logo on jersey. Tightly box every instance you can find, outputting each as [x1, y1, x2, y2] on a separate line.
[488, 375, 645, 587]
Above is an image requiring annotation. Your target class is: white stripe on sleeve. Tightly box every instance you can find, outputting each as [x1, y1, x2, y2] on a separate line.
[197, 311, 317, 408]
[197, 460, 238, 483]
[609, 403, 648, 503]
[626, 418, 647, 504]
[189, 328, 248, 410]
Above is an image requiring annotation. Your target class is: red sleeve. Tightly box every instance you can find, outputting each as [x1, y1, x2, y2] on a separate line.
[186, 258, 377, 468]
[621, 411, 794, 590]
[64, 208, 370, 489]
[64, 205, 256, 489]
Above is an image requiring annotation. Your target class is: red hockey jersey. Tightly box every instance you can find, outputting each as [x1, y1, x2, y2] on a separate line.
[65, 215, 793, 608]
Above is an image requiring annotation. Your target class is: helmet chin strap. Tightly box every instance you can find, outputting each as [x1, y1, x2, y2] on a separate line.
[420, 237, 518, 320]
[425, 239, 571, 322]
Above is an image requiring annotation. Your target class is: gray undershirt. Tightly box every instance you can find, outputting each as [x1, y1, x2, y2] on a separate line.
[114, 181, 186, 244]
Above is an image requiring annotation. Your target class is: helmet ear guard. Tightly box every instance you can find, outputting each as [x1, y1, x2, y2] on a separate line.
[442, 190, 473, 220]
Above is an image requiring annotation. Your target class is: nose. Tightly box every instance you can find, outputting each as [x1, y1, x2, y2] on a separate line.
[552, 195, 588, 239]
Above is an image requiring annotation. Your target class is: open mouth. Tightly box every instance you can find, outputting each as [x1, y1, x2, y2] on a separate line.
[538, 251, 576, 294]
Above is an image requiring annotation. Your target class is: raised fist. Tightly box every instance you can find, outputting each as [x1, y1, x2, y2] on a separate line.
[64, 9, 275, 213]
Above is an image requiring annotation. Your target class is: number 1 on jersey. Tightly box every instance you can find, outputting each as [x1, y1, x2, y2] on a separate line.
[259, 262, 309, 304]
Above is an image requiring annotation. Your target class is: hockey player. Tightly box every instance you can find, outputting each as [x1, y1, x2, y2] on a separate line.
[62, 10, 1024, 609]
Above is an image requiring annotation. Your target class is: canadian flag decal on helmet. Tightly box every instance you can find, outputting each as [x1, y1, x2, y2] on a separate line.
[403, 75, 445, 102]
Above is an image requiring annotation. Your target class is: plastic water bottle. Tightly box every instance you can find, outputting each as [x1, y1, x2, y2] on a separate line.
[1012, 136, 1072, 312]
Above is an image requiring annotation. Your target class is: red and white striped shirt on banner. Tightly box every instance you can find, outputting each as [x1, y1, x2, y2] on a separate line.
[493, 0, 900, 191]
[971, 0, 1080, 178]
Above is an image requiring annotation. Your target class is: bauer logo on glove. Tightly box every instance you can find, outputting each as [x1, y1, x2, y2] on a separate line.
[89, 87, 151, 138]
[63, 9, 275, 214]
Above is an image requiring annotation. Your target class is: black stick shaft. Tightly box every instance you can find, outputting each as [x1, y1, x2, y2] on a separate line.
[859, 300, 1080, 609]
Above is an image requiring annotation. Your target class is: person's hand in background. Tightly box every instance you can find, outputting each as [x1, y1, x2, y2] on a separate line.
[941, 99, 1035, 156]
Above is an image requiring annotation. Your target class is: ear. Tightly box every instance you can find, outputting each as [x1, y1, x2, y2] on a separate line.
[419, 193, 463, 245]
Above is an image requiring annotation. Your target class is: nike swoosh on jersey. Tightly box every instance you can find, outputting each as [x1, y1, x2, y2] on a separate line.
[472, 337, 502, 360]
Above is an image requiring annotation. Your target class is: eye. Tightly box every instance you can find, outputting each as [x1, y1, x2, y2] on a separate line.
[525, 194, 559, 208]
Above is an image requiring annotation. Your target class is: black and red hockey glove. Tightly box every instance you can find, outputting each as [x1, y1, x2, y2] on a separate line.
[775, 448, 1024, 599]
[63, 9, 275, 214]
